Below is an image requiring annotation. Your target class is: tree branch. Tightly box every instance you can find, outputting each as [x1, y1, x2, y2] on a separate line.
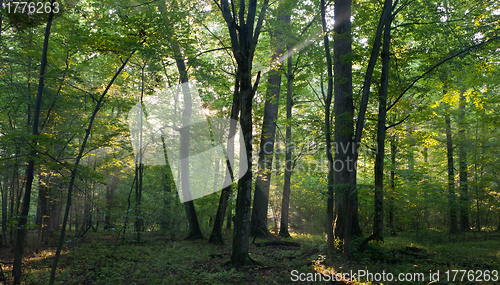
[392, 18, 464, 30]
[252, 0, 270, 52]
[251, 71, 261, 99]
[387, 36, 499, 112]
[386, 114, 410, 129]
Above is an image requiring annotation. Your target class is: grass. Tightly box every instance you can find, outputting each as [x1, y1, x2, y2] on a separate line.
[1, 229, 499, 284]
[316, 229, 500, 284]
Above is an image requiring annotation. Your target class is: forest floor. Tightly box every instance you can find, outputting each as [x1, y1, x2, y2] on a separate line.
[1, 229, 499, 284]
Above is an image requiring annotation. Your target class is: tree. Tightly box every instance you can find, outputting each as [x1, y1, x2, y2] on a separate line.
[279, 48, 294, 238]
[12, 6, 54, 284]
[458, 90, 470, 231]
[373, 0, 393, 242]
[157, 0, 204, 240]
[48, 38, 144, 285]
[209, 77, 240, 244]
[320, 0, 336, 256]
[251, 2, 289, 238]
[444, 91, 458, 233]
[217, 0, 269, 265]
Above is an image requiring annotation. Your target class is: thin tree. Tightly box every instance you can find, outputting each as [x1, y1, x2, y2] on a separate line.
[320, 0, 336, 256]
[134, 62, 146, 242]
[209, 76, 240, 244]
[251, 3, 288, 238]
[458, 91, 470, 231]
[48, 44, 143, 285]
[279, 48, 294, 238]
[12, 6, 54, 284]
[388, 133, 397, 235]
[373, 0, 393, 241]
[157, 1, 203, 239]
[444, 86, 458, 233]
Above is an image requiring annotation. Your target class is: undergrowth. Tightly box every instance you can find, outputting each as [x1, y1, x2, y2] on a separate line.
[1, 229, 499, 284]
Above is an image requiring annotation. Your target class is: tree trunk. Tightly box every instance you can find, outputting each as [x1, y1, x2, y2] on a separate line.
[373, 0, 392, 241]
[230, 68, 256, 265]
[388, 134, 397, 235]
[251, 10, 287, 237]
[13, 7, 54, 284]
[209, 76, 240, 244]
[332, 0, 355, 259]
[279, 49, 293, 238]
[135, 64, 146, 242]
[156, 0, 203, 240]
[497, 208, 500, 231]
[226, 201, 232, 231]
[444, 93, 458, 233]
[1, 172, 9, 246]
[458, 91, 469, 231]
[176, 47, 204, 240]
[35, 174, 49, 252]
[104, 176, 118, 230]
[321, 0, 336, 256]
[11, 149, 21, 244]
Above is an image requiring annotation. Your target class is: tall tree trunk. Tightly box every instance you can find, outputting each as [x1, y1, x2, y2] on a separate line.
[176, 47, 204, 240]
[35, 174, 49, 252]
[104, 176, 118, 230]
[135, 65, 145, 242]
[251, 8, 288, 237]
[156, 0, 203, 240]
[134, 162, 143, 240]
[230, 62, 255, 265]
[458, 91, 469, 231]
[474, 120, 480, 231]
[373, 0, 392, 241]
[332, 0, 355, 259]
[1, 174, 7, 246]
[388, 134, 397, 235]
[279, 49, 293, 238]
[320, 0, 336, 256]
[209, 75, 240, 244]
[13, 7, 54, 284]
[226, 200, 232, 231]
[11, 148, 21, 244]
[444, 93, 458, 233]
[83, 190, 93, 233]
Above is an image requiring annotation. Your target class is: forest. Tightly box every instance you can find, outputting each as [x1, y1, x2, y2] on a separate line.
[0, 0, 499, 284]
